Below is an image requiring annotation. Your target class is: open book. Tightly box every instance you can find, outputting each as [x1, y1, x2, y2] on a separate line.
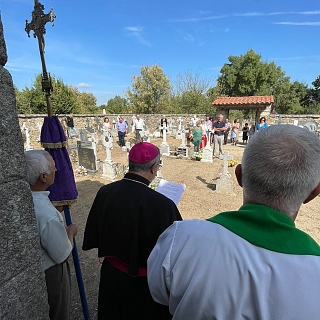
[156, 179, 186, 205]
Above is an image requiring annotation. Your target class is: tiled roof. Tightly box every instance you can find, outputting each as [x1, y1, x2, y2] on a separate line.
[212, 95, 274, 106]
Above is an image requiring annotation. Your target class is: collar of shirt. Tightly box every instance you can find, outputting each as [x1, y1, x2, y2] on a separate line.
[207, 203, 320, 256]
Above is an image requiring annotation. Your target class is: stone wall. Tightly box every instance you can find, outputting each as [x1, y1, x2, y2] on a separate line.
[18, 113, 320, 146]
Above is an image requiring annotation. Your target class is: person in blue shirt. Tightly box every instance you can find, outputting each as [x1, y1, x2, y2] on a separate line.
[256, 117, 268, 132]
[116, 116, 128, 147]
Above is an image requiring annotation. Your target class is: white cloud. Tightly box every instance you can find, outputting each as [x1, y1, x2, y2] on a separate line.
[124, 26, 151, 47]
[273, 22, 320, 26]
[169, 10, 320, 23]
[77, 83, 94, 88]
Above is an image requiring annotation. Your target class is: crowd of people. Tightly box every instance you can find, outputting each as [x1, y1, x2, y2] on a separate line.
[189, 115, 269, 155]
[23, 115, 320, 320]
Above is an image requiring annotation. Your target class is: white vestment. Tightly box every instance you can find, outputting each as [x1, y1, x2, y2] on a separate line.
[148, 213, 320, 320]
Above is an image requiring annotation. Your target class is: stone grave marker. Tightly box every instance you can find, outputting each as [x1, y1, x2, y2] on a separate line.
[21, 122, 34, 151]
[85, 118, 95, 133]
[178, 126, 189, 158]
[160, 126, 170, 156]
[167, 117, 174, 134]
[216, 151, 234, 195]
[102, 129, 116, 180]
[36, 122, 42, 142]
[77, 141, 97, 172]
[201, 130, 213, 163]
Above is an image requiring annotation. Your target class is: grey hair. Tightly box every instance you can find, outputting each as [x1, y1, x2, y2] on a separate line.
[242, 125, 320, 217]
[129, 151, 160, 173]
[24, 150, 51, 185]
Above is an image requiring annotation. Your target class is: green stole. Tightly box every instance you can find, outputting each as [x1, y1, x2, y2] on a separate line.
[207, 203, 320, 256]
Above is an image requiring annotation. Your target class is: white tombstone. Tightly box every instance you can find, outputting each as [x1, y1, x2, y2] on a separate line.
[201, 131, 213, 163]
[131, 115, 137, 133]
[167, 117, 174, 134]
[125, 141, 131, 150]
[37, 122, 42, 142]
[89, 132, 99, 168]
[191, 115, 199, 126]
[102, 129, 116, 181]
[178, 127, 189, 158]
[177, 117, 183, 131]
[161, 123, 167, 143]
[160, 125, 170, 156]
[22, 122, 34, 151]
[139, 127, 150, 142]
[216, 151, 234, 195]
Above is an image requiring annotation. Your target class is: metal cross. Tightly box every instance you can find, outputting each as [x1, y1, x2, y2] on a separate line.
[25, 0, 56, 116]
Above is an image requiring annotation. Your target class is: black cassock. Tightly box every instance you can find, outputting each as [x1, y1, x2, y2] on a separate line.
[83, 172, 182, 320]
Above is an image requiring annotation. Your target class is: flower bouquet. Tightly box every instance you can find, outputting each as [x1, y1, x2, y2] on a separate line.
[74, 165, 88, 176]
[196, 151, 203, 161]
[228, 160, 238, 167]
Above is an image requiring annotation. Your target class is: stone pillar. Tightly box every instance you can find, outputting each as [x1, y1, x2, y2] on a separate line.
[0, 17, 48, 319]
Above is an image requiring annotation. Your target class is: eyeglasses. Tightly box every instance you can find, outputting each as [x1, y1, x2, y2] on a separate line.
[150, 162, 162, 171]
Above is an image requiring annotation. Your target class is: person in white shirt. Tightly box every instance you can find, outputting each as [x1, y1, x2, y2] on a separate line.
[148, 125, 320, 320]
[133, 114, 145, 142]
[25, 150, 77, 320]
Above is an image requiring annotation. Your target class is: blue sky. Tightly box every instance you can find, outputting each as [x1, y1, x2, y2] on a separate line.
[1, 0, 320, 106]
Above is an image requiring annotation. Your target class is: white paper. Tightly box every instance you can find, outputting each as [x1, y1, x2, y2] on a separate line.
[156, 179, 186, 205]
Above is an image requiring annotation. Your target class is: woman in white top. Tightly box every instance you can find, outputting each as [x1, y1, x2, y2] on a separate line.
[103, 117, 111, 130]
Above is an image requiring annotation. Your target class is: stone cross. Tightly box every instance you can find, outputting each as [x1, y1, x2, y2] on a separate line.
[139, 128, 149, 142]
[161, 122, 167, 143]
[177, 117, 183, 131]
[22, 122, 34, 150]
[220, 151, 233, 176]
[37, 122, 42, 142]
[180, 126, 188, 148]
[131, 115, 136, 132]
[103, 129, 114, 161]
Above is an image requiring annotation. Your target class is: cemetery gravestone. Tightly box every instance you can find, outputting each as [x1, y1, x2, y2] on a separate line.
[85, 118, 95, 133]
[216, 151, 234, 195]
[178, 127, 189, 158]
[77, 141, 97, 172]
[22, 122, 34, 151]
[201, 131, 213, 163]
[102, 129, 116, 180]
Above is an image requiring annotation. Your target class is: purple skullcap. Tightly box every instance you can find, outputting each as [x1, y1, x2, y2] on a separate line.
[129, 142, 159, 163]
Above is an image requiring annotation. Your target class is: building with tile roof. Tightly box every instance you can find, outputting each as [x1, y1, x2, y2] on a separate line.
[212, 95, 274, 123]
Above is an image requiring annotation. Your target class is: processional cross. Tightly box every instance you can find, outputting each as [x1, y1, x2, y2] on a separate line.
[25, 0, 56, 116]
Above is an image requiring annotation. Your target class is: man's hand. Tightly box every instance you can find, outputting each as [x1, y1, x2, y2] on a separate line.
[66, 224, 78, 240]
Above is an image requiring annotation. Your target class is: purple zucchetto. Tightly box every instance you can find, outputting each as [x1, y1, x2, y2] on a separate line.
[129, 142, 159, 163]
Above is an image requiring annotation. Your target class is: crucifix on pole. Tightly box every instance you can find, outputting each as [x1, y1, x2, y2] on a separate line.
[25, 0, 56, 117]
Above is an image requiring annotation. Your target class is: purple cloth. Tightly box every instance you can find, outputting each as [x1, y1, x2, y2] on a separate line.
[41, 116, 78, 202]
[41, 116, 66, 145]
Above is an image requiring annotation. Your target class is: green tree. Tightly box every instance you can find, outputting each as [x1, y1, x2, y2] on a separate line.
[75, 91, 97, 114]
[218, 49, 286, 97]
[273, 79, 307, 114]
[172, 70, 213, 114]
[15, 74, 98, 114]
[104, 95, 128, 114]
[126, 64, 172, 114]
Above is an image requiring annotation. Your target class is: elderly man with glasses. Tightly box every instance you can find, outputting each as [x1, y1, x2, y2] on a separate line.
[83, 142, 182, 320]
